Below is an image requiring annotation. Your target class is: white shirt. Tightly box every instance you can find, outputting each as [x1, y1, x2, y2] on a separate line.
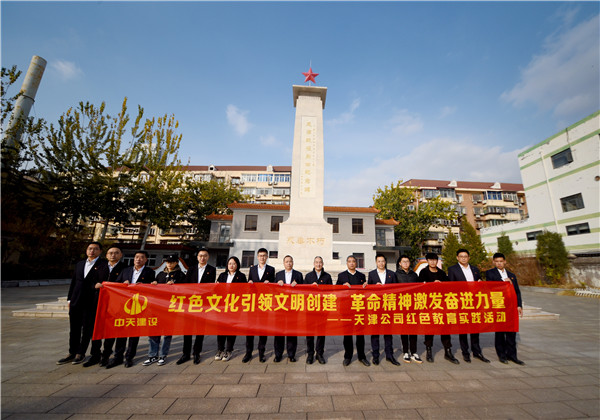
[315, 270, 321, 280]
[226, 273, 235, 283]
[84, 257, 99, 278]
[132, 267, 144, 284]
[198, 264, 206, 283]
[285, 271, 293, 284]
[497, 268, 509, 280]
[378, 270, 386, 284]
[258, 265, 266, 280]
[460, 264, 475, 282]
[108, 262, 118, 273]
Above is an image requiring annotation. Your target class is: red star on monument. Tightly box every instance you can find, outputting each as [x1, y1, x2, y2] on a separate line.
[302, 67, 319, 84]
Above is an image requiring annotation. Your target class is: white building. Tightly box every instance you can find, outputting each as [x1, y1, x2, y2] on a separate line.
[480, 111, 599, 256]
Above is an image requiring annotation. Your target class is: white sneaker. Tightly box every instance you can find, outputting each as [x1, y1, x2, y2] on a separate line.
[157, 357, 166, 366]
[222, 351, 232, 361]
[142, 357, 158, 366]
[403, 353, 411, 363]
[411, 353, 423, 364]
[214, 351, 223, 361]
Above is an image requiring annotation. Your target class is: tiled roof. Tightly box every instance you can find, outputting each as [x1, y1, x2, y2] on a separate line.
[375, 218, 399, 226]
[401, 179, 524, 191]
[182, 165, 291, 172]
[206, 214, 233, 221]
[228, 203, 380, 213]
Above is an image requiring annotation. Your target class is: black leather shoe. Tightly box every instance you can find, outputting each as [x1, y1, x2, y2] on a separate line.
[444, 349, 459, 364]
[499, 357, 509, 364]
[124, 359, 133, 368]
[242, 353, 252, 363]
[193, 354, 201, 365]
[259, 353, 266, 363]
[289, 357, 297, 363]
[508, 357, 525, 366]
[316, 354, 326, 364]
[359, 358, 371, 367]
[386, 357, 401, 366]
[176, 354, 190, 365]
[106, 358, 123, 369]
[426, 347, 433, 363]
[274, 356, 282, 363]
[463, 354, 471, 363]
[473, 353, 490, 363]
[72, 354, 85, 365]
[372, 357, 379, 365]
[306, 354, 314, 364]
[83, 356, 100, 367]
[99, 357, 109, 367]
[342, 358, 351, 366]
[57, 354, 75, 365]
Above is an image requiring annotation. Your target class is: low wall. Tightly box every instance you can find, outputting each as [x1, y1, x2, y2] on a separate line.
[569, 256, 600, 288]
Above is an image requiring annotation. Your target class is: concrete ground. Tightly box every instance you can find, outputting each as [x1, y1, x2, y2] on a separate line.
[1, 285, 598, 420]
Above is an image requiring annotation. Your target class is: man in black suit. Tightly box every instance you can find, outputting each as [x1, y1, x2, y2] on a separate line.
[485, 253, 525, 365]
[106, 250, 155, 368]
[448, 248, 490, 364]
[57, 242, 109, 365]
[84, 246, 127, 367]
[338, 255, 370, 367]
[304, 256, 333, 364]
[274, 255, 303, 362]
[245, 248, 275, 363]
[367, 254, 400, 366]
[176, 247, 216, 365]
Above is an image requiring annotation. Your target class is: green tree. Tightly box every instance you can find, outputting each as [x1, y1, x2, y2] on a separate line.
[182, 178, 244, 240]
[497, 233, 515, 260]
[373, 180, 457, 260]
[536, 230, 570, 284]
[441, 229, 461, 270]
[459, 218, 487, 267]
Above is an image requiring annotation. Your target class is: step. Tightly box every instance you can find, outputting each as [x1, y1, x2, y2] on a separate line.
[36, 302, 68, 311]
[12, 308, 68, 319]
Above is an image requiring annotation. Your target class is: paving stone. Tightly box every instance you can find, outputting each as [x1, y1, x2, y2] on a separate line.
[310, 410, 366, 419]
[49, 397, 123, 414]
[417, 407, 478, 419]
[428, 392, 486, 407]
[280, 396, 333, 413]
[285, 372, 328, 384]
[562, 385, 600, 399]
[258, 383, 306, 397]
[66, 415, 129, 420]
[193, 373, 242, 384]
[559, 374, 600, 386]
[1, 396, 69, 413]
[352, 382, 400, 395]
[486, 367, 530, 378]
[1, 414, 70, 420]
[332, 395, 387, 411]
[56, 372, 114, 385]
[406, 370, 453, 381]
[554, 365, 600, 375]
[191, 415, 248, 420]
[223, 397, 280, 414]
[361, 409, 422, 419]
[393, 380, 445, 393]
[1, 383, 68, 397]
[563, 399, 600, 417]
[266, 362, 308, 373]
[249, 414, 305, 420]
[327, 372, 371, 383]
[519, 366, 567, 377]
[520, 388, 578, 403]
[477, 377, 531, 390]
[466, 405, 536, 419]
[519, 375, 572, 388]
[165, 397, 228, 415]
[102, 383, 166, 398]
[130, 415, 191, 420]
[207, 384, 260, 398]
[240, 373, 285, 384]
[108, 397, 176, 415]
[519, 401, 591, 419]
[154, 384, 212, 398]
[146, 373, 200, 384]
[445, 369, 494, 380]
[437, 379, 485, 392]
[3, 370, 70, 384]
[50, 384, 116, 398]
[307, 383, 355, 396]
[381, 393, 439, 409]
[472, 389, 534, 404]
[99, 373, 156, 385]
[225, 363, 269, 374]
[368, 371, 412, 382]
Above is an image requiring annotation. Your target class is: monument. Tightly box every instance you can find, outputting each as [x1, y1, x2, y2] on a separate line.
[275, 69, 345, 271]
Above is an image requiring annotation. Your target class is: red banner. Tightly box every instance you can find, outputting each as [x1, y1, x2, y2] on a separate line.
[92, 282, 519, 339]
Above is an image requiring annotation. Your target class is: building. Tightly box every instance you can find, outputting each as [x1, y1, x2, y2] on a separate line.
[480, 111, 599, 256]
[207, 203, 401, 270]
[401, 179, 528, 254]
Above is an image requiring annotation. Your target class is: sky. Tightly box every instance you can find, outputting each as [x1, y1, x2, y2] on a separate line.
[2, 1, 599, 206]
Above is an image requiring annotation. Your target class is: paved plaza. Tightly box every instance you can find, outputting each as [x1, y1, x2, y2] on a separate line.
[1, 285, 599, 419]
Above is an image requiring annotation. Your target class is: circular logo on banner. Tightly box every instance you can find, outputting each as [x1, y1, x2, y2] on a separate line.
[124, 293, 148, 315]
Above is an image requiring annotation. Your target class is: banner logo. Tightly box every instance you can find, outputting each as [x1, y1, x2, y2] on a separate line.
[124, 293, 148, 315]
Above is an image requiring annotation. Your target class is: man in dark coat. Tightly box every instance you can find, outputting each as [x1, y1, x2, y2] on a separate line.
[274, 255, 303, 362]
[304, 256, 333, 364]
[448, 248, 490, 364]
[396, 255, 423, 364]
[485, 253, 525, 365]
[57, 242, 109, 365]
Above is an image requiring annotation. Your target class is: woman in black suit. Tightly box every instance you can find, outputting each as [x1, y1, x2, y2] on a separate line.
[214, 256, 247, 361]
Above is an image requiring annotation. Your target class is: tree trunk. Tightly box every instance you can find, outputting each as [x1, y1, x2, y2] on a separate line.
[100, 219, 109, 242]
[140, 221, 151, 250]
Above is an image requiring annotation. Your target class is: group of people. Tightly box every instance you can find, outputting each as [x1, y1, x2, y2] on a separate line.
[57, 243, 525, 369]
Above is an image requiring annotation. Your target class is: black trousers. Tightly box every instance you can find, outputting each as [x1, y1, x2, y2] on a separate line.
[370, 335, 394, 359]
[306, 336, 325, 356]
[68, 304, 96, 356]
[424, 335, 452, 349]
[343, 335, 366, 360]
[113, 336, 140, 361]
[400, 335, 418, 354]
[182, 335, 204, 356]
[459, 333, 482, 356]
[274, 336, 297, 358]
[495, 331, 518, 359]
[245, 336, 268, 355]
[89, 338, 113, 359]
[217, 335, 236, 352]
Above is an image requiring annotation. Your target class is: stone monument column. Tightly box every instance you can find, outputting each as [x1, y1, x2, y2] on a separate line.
[275, 85, 339, 271]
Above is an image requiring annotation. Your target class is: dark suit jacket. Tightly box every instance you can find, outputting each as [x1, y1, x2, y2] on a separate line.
[184, 264, 217, 284]
[418, 266, 448, 282]
[68, 257, 109, 307]
[248, 264, 275, 282]
[305, 269, 333, 285]
[116, 266, 155, 284]
[275, 269, 304, 284]
[156, 269, 186, 284]
[486, 268, 523, 308]
[107, 261, 127, 283]
[396, 269, 419, 283]
[367, 269, 397, 285]
[216, 270, 248, 283]
[337, 270, 366, 286]
[448, 264, 481, 282]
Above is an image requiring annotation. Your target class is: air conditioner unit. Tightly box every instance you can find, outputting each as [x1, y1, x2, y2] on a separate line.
[273, 181, 278, 185]
[256, 194, 261, 198]
[239, 181, 244, 185]
[438, 238, 444, 243]
[268, 181, 273, 185]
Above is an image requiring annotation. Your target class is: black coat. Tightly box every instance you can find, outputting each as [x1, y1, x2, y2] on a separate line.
[448, 264, 481, 282]
[367, 269, 397, 285]
[486, 268, 523, 308]
[248, 264, 276, 282]
[68, 257, 109, 307]
[156, 269, 186, 284]
[116, 266, 155, 284]
[107, 261, 127, 283]
[418, 266, 448, 282]
[184, 264, 217, 284]
[337, 270, 366, 286]
[275, 269, 304, 284]
[216, 270, 248, 283]
[396, 268, 419, 283]
[304, 269, 333, 285]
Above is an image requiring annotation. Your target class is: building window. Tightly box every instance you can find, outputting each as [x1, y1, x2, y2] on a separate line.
[551, 148, 573, 169]
[423, 189, 440, 199]
[257, 174, 273, 183]
[219, 224, 230, 242]
[353, 253, 365, 269]
[244, 215, 258, 231]
[566, 223, 590, 236]
[269, 251, 278, 259]
[486, 191, 503, 201]
[271, 216, 283, 232]
[376, 229, 386, 246]
[526, 230, 542, 241]
[472, 193, 483, 203]
[274, 174, 290, 183]
[332, 252, 339, 260]
[241, 251, 254, 268]
[352, 218, 364, 234]
[327, 217, 339, 233]
[241, 174, 257, 182]
[560, 193, 585, 212]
